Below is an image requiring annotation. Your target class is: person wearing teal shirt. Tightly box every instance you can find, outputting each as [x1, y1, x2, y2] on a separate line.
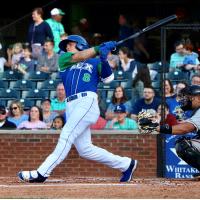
[169, 41, 186, 71]
[46, 8, 65, 53]
[50, 83, 66, 115]
[105, 104, 138, 130]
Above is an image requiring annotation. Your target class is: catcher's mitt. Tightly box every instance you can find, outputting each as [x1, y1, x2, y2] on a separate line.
[137, 110, 159, 134]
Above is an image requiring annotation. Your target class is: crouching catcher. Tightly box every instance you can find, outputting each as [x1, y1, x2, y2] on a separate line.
[138, 85, 200, 178]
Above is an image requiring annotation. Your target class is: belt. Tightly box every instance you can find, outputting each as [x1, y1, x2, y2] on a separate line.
[66, 92, 88, 102]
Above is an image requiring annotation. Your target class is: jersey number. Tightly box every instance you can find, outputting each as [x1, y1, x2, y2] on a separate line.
[83, 73, 91, 82]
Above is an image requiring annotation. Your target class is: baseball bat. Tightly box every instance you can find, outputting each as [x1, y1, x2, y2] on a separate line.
[117, 14, 177, 46]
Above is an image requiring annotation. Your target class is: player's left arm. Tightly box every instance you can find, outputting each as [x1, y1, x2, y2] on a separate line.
[98, 61, 114, 84]
[157, 122, 196, 135]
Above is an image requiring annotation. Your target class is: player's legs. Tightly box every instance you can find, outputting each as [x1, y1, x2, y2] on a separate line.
[74, 127, 131, 172]
[18, 96, 99, 182]
[37, 97, 99, 177]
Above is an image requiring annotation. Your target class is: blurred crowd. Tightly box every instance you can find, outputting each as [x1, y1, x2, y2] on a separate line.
[0, 7, 200, 131]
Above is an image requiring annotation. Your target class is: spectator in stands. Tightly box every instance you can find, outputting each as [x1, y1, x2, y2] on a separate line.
[105, 86, 132, 120]
[131, 86, 161, 121]
[0, 105, 16, 129]
[169, 40, 186, 71]
[51, 83, 66, 115]
[131, 19, 150, 63]
[41, 98, 58, 128]
[105, 104, 138, 130]
[14, 45, 35, 74]
[17, 106, 47, 130]
[90, 116, 107, 130]
[118, 14, 134, 51]
[132, 64, 152, 103]
[7, 100, 28, 127]
[107, 52, 120, 71]
[166, 81, 192, 121]
[27, 7, 53, 58]
[183, 43, 200, 68]
[118, 47, 142, 81]
[46, 8, 65, 53]
[164, 79, 175, 99]
[36, 39, 59, 73]
[191, 74, 200, 85]
[10, 43, 23, 69]
[0, 48, 11, 72]
[118, 47, 135, 72]
[51, 115, 65, 130]
[156, 103, 178, 126]
[176, 43, 200, 79]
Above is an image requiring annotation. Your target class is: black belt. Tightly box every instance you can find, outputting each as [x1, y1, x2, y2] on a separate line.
[66, 92, 87, 102]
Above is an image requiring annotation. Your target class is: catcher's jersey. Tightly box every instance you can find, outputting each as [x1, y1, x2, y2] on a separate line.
[186, 108, 200, 134]
[58, 52, 106, 97]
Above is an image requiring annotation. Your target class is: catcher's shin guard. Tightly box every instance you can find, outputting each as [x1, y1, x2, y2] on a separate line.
[175, 137, 200, 171]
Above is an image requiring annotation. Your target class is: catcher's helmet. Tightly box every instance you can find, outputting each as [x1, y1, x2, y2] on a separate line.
[179, 85, 200, 111]
[59, 35, 89, 52]
[180, 85, 200, 96]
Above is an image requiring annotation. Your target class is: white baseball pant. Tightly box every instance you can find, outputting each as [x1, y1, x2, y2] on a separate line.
[37, 91, 131, 177]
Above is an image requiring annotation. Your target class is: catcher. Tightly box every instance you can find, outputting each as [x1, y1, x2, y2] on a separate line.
[138, 84, 200, 178]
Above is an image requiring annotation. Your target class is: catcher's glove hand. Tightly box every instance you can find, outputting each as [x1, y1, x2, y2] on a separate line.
[137, 110, 159, 134]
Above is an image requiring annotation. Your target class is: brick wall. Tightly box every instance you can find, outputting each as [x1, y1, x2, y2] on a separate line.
[0, 130, 158, 178]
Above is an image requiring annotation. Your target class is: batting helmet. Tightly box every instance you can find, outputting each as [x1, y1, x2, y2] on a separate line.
[59, 35, 90, 52]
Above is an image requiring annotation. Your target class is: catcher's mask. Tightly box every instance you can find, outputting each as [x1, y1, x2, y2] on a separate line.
[178, 85, 200, 111]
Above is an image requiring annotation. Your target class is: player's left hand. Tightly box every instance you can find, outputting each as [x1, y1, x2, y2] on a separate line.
[99, 41, 117, 51]
[137, 110, 159, 134]
[99, 41, 117, 61]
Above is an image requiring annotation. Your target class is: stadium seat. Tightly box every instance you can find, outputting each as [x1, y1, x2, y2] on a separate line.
[98, 81, 119, 90]
[1, 70, 23, 81]
[51, 72, 62, 80]
[114, 70, 125, 80]
[24, 89, 49, 100]
[0, 89, 20, 100]
[148, 61, 169, 73]
[0, 100, 7, 107]
[19, 99, 35, 110]
[12, 80, 34, 90]
[152, 80, 161, 90]
[51, 72, 62, 81]
[123, 71, 133, 80]
[125, 89, 132, 100]
[0, 80, 8, 90]
[166, 71, 189, 83]
[120, 80, 132, 89]
[26, 71, 50, 81]
[39, 79, 61, 90]
[105, 98, 111, 109]
[50, 90, 56, 99]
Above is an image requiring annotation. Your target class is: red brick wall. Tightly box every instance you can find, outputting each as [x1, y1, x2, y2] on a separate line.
[0, 132, 157, 178]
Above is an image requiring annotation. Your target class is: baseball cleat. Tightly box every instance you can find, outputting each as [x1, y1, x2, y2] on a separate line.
[120, 159, 138, 182]
[18, 170, 47, 183]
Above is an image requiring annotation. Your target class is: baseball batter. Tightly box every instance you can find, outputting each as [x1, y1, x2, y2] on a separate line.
[18, 35, 137, 183]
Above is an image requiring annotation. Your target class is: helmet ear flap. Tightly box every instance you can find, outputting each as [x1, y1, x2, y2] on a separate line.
[76, 44, 83, 51]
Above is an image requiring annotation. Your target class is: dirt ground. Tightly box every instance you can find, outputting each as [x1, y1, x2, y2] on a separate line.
[0, 176, 200, 199]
